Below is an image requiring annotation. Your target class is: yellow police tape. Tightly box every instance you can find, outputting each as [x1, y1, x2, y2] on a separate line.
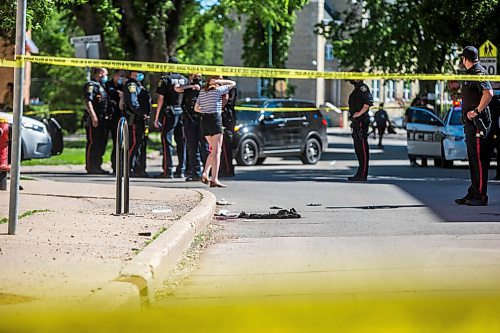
[0, 58, 21, 68]
[24, 110, 76, 116]
[1, 55, 499, 81]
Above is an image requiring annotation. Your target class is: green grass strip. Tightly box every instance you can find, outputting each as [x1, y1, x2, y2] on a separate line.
[0, 209, 52, 224]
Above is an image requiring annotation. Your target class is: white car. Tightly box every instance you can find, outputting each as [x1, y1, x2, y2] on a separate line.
[0, 111, 62, 161]
[406, 106, 466, 168]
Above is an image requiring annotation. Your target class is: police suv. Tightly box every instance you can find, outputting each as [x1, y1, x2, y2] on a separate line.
[406, 103, 466, 168]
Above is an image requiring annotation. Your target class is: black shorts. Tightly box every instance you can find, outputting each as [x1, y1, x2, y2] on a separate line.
[201, 113, 223, 136]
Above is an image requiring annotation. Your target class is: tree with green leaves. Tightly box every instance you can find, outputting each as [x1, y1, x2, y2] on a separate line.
[316, 0, 499, 96]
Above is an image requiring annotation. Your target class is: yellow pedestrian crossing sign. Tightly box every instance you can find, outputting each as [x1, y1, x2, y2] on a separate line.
[479, 40, 497, 58]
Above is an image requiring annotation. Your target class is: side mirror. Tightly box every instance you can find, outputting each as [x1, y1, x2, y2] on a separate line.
[263, 114, 274, 121]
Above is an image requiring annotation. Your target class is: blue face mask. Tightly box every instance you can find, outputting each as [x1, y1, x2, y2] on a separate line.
[136, 73, 144, 82]
[117, 77, 123, 86]
[101, 75, 108, 84]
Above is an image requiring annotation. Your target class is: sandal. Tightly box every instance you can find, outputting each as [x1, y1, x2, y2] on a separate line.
[210, 181, 226, 188]
[201, 175, 210, 185]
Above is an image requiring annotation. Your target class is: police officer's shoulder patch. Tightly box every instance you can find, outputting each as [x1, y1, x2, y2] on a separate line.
[128, 84, 137, 93]
[158, 80, 163, 87]
[86, 84, 94, 93]
[360, 85, 368, 92]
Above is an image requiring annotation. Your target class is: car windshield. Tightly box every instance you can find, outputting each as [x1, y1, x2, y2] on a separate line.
[448, 110, 462, 125]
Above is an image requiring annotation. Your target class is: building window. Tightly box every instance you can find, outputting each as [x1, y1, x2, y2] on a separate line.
[325, 44, 334, 62]
[386, 80, 395, 101]
[403, 81, 411, 101]
[372, 80, 380, 102]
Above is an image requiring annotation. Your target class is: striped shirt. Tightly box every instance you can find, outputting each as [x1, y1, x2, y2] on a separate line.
[196, 85, 231, 114]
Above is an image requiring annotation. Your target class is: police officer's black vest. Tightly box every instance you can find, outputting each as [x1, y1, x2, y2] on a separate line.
[84, 81, 108, 116]
[161, 74, 187, 106]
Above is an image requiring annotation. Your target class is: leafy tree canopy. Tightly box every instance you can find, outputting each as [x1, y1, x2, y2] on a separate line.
[316, 0, 499, 75]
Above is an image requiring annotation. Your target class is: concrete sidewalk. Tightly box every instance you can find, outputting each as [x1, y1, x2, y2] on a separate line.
[0, 178, 215, 311]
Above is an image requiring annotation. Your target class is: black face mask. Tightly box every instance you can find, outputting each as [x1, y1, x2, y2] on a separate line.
[192, 78, 201, 85]
[349, 80, 358, 85]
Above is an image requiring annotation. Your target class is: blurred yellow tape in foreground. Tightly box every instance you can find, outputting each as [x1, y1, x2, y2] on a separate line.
[1, 55, 499, 81]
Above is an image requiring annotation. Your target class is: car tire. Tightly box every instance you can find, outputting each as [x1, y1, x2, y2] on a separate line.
[301, 138, 321, 164]
[256, 157, 266, 165]
[236, 138, 259, 166]
[440, 143, 453, 168]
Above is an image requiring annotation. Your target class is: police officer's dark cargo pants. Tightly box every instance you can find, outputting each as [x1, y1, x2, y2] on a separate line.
[85, 117, 107, 173]
[184, 115, 208, 178]
[352, 121, 369, 178]
[160, 111, 186, 177]
[129, 118, 146, 176]
[464, 123, 491, 202]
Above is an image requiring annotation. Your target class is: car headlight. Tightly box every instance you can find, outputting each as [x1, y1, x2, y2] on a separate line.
[22, 123, 45, 133]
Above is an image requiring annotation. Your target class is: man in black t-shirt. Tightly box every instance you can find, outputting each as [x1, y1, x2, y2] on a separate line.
[455, 46, 494, 206]
[105, 70, 125, 174]
[153, 57, 189, 178]
[83, 68, 109, 174]
[347, 79, 374, 181]
[182, 73, 209, 181]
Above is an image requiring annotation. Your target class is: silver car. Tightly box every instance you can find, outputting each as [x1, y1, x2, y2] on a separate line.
[406, 106, 466, 168]
[0, 111, 53, 160]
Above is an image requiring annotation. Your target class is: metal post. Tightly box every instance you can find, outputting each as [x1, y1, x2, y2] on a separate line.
[8, 0, 27, 235]
[123, 122, 129, 214]
[115, 119, 123, 214]
[115, 117, 129, 215]
[267, 22, 274, 97]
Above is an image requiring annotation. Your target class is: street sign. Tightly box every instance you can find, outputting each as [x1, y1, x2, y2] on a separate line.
[70, 34, 101, 45]
[479, 40, 497, 75]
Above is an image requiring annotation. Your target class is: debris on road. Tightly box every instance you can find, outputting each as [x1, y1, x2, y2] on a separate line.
[216, 198, 235, 206]
[138, 232, 152, 237]
[306, 203, 322, 207]
[238, 208, 301, 219]
[269, 206, 283, 209]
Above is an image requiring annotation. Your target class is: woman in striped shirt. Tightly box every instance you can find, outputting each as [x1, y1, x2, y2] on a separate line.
[195, 76, 237, 187]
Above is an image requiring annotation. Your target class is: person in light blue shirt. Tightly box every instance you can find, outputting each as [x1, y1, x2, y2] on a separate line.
[195, 76, 236, 188]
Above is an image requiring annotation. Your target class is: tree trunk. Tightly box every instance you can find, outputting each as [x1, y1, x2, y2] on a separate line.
[71, 4, 110, 59]
[116, 0, 150, 61]
[165, 0, 187, 57]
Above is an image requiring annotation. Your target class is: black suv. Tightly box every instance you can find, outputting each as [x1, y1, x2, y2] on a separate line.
[233, 99, 328, 166]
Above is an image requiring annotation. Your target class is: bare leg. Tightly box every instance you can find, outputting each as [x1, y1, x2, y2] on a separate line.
[210, 133, 224, 184]
[202, 135, 214, 180]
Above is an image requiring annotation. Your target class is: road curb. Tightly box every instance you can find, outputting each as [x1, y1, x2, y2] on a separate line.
[114, 189, 216, 304]
[85, 189, 216, 308]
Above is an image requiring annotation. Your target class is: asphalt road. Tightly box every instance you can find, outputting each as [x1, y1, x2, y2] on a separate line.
[22, 129, 500, 301]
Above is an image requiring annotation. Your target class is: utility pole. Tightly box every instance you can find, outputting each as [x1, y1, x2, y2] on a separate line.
[267, 22, 274, 97]
[8, 0, 27, 235]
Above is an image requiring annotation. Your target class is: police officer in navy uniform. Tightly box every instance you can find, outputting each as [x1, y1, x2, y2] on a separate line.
[83, 68, 109, 174]
[455, 46, 493, 206]
[153, 57, 189, 178]
[348, 78, 374, 181]
[182, 73, 209, 182]
[105, 70, 125, 174]
[123, 71, 151, 177]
